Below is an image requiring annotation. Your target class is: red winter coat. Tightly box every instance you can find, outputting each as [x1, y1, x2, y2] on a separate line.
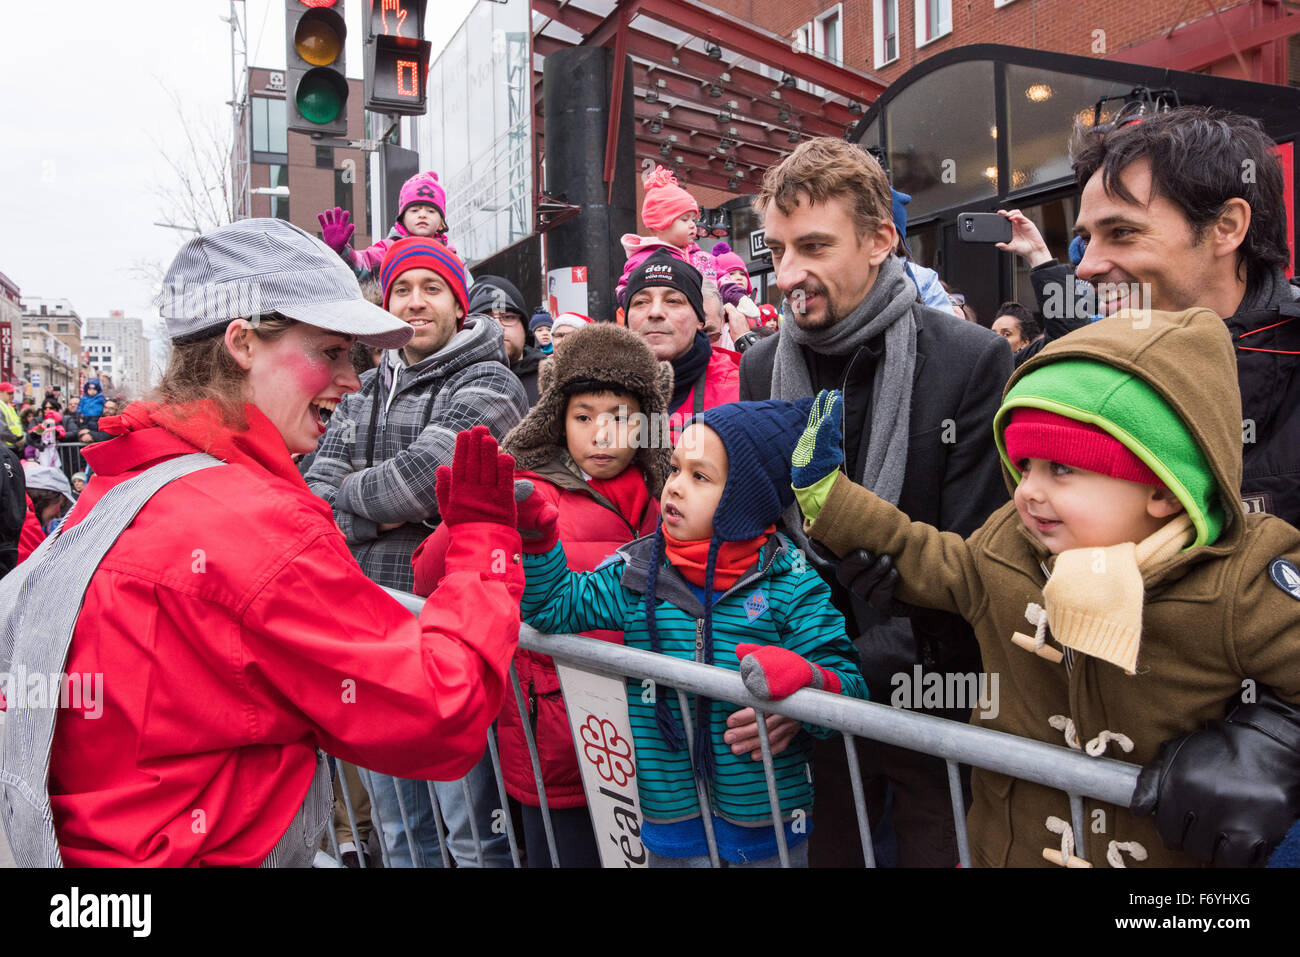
[17, 493, 44, 562]
[666, 348, 741, 440]
[413, 461, 657, 808]
[42, 400, 523, 867]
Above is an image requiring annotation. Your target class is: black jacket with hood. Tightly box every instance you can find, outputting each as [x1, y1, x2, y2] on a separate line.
[468, 275, 545, 404]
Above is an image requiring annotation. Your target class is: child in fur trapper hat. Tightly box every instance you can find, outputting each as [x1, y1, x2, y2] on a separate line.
[795, 307, 1300, 869]
[516, 398, 866, 867]
[412, 321, 672, 867]
[617, 165, 759, 321]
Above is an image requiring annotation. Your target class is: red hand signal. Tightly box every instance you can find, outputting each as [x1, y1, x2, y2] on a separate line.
[381, 0, 407, 37]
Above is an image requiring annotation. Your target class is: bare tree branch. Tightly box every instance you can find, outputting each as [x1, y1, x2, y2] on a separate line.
[148, 82, 237, 235]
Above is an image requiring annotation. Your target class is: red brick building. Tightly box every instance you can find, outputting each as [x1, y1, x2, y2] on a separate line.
[703, 0, 1298, 87]
[632, 0, 1300, 212]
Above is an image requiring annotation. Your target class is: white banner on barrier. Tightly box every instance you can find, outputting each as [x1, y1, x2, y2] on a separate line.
[554, 664, 647, 868]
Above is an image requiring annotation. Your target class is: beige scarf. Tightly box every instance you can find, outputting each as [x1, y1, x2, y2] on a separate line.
[1040, 513, 1195, 675]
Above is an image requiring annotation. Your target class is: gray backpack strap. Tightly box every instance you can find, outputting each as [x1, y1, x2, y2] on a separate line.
[0, 453, 223, 866]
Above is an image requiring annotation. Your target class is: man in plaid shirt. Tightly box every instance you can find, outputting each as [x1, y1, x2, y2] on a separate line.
[307, 237, 528, 867]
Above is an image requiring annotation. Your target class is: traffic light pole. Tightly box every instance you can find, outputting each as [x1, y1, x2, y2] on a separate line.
[304, 114, 399, 153]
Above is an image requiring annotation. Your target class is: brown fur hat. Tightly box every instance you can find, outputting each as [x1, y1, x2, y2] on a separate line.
[503, 322, 673, 495]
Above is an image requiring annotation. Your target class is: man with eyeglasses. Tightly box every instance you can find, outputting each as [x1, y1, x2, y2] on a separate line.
[469, 275, 546, 406]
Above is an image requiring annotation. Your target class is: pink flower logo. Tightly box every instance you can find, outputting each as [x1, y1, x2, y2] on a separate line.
[580, 715, 635, 786]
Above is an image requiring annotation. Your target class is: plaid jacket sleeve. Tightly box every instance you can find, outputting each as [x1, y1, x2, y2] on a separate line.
[333, 361, 528, 527]
[304, 385, 380, 545]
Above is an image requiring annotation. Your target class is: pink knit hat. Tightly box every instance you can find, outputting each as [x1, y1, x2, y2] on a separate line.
[641, 165, 699, 231]
[711, 242, 751, 293]
[398, 171, 447, 224]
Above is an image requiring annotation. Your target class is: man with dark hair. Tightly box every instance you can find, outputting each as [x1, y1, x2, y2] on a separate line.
[1070, 105, 1300, 524]
[468, 276, 546, 406]
[990, 301, 1041, 359]
[739, 136, 1011, 868]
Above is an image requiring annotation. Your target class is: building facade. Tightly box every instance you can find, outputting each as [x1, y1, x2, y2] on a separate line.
[0, 271, 20, 391]
[18, 325, 77, 398]
[701, 0, 1300, 92]
[20, 296, 81, 400]
[84, 311, 152, 399]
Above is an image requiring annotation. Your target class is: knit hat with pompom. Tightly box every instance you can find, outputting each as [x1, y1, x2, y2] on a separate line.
[641, 165, 699, 232]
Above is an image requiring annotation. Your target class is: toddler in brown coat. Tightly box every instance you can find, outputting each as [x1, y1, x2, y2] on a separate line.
[792, 307, 1300, 868]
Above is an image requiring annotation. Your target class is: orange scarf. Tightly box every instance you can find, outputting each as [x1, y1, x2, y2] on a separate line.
[662, 526, 774, 591]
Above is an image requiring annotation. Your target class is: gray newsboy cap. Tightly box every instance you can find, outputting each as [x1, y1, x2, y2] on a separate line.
[154, 218, 412, 350]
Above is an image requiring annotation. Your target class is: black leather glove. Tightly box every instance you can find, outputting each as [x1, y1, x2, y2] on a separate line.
[807, 540, 908, 615]
[836, 549, 901, 612]
[1130, 689, 1300, 867]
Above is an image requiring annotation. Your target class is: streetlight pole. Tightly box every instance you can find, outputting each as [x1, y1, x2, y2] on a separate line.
[224, 0, 251, 221]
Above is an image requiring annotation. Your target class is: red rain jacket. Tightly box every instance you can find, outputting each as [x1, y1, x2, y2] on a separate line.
[42, 400, 522, 866]
[17, 493, 44, 562]
[666, 348, 741, 441]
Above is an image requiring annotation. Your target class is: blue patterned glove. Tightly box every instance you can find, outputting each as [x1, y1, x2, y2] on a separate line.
[791, 390, 844, 521]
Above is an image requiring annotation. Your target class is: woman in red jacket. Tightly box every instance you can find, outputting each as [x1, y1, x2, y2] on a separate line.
[0, 218, 523, 867]
[413, 322, 671, 866]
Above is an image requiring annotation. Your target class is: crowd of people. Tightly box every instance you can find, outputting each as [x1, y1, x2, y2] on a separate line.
[0, 375, 129, 573]
[1, 102, 1298, 870]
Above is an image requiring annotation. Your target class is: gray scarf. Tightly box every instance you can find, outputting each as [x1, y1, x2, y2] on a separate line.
[771, 253, 917, 513]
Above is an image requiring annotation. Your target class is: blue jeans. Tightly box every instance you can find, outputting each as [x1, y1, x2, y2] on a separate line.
[362, 747, 511, 868]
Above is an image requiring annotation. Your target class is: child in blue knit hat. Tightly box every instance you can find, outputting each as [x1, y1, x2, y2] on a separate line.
[516, 399, 867, 867]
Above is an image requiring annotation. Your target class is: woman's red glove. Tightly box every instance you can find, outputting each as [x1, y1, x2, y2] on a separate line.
[513, 480, 560, 553]
[434, 426, 517, 527]
[735, 643, 841, 700]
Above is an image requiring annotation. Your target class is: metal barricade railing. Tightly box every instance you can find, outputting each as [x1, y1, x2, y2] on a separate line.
[315, 590, 1141, 869]
[54, 443, 87, 478]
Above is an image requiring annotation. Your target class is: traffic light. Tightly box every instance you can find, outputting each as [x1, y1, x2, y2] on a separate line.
[364, 0, 431, 115]
[285, 0, 349, 136]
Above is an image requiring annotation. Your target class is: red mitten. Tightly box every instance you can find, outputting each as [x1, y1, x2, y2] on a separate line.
[434, 426, 517, 526]
[735, 643, 842, 700]
[513, 480, 560, 553]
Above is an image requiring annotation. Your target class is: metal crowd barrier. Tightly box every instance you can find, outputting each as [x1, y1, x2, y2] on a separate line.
[54, 443, 88, 478]
[314, 588, 1141, 869]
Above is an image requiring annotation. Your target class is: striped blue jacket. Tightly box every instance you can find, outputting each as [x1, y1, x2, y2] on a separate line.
[521, 532, 867, 826]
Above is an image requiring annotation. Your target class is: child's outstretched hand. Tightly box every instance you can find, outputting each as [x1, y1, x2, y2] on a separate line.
[513, 480, 560, 553]
[434, 426, 517, 527]
[791, 389, 845, 522]
[736, 643, 841, 700]
[317, 206, 355, 254]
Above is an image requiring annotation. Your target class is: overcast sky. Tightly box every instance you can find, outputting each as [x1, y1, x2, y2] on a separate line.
[0, 0, 475, 341]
